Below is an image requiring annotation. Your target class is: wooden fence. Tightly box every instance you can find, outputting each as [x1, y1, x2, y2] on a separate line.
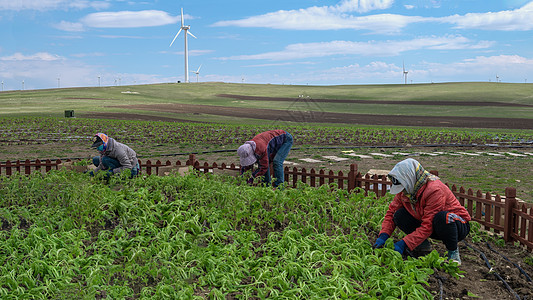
[1, 155, 532, 251]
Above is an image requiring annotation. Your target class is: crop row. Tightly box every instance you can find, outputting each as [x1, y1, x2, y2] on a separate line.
[0, 116, 531, 147]
[0, 171, 465, 298]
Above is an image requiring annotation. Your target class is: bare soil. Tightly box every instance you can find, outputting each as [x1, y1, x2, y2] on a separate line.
[92, 99, 533, 129]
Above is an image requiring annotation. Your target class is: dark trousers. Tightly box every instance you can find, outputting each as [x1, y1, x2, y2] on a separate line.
[93, 156, 139, 177]
[393, 207, 470, 251]
[263, 133, 293, 187]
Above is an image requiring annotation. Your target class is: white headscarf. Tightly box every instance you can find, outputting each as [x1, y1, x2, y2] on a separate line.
[388, 158, 439, 203]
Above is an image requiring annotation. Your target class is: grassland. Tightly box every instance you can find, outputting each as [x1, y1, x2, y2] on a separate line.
[1, 82, 532, 120]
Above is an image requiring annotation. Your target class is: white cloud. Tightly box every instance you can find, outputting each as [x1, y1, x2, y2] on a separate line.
[0, 51, 171, 90]
[212, 0, 414, 34]
[442, 2, 533, 31]
[435, 54, 533, 73]
[245, 61, 316, 68]
[322, 61, 400, 81]
[213, 1, 533, 34]
[418, 55, 533, 82]
[250, 55, 533, 85]
[53, 21, 85, 32]
[214, 11, 422, 34]
[332, 0, 394, 13]
[80, 10, 180, 28]
[0, 0, 110, 11]
[218, 35, 493, 61]
[0, 52, 63, 61]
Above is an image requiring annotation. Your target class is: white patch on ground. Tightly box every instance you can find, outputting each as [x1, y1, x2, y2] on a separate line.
[323, 155, 350, 161]
[479, 152, 505, 156]
[392, 152, 410, 156]
[366, 169, 390, 176]
[345, 153, 373, 158]
[291, 151, 531, 165]
[416, 152, 439, 156]
[457, 152, 480, 156]
[299, 158, 323, 163]
[505, 152, 527, 157]
[369, 153, 394, 157]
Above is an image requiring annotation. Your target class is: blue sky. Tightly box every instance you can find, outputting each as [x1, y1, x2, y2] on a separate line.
[1, 0, 533, 90]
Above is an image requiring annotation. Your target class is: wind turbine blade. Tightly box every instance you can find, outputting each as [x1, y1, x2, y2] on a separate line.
[169, 28, 182, 47]
[181, 8, 184, 27]
[187, 31, 197, 39]
[197, 64, 202, 72]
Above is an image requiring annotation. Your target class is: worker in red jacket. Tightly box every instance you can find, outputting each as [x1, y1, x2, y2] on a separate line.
[237, 130, 293, 187]
[373, 158, 471, 265]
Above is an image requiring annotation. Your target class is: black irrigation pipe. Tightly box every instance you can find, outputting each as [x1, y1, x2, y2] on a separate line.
[485, 241, 532, 282]
[432, 274, 446, 300]
[3, 142, 533, 164]
[462, 240, 521, 300]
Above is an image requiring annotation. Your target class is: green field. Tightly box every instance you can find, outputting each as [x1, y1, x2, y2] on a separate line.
[0, 170, 464, 299]
[1, 82, 532, 121]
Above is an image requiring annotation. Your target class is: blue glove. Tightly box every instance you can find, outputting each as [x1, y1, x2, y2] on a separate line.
[88, 170, 95, 177]
[373, 233, 389, 249]
[394, 239, 407, 255]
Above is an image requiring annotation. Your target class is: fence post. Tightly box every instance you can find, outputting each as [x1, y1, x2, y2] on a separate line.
[145, 160, 153, 175]
[292, 167, 298, 188]
[187, 154, 196, 166]
[6, 160, 13, 176]
[348, 164, 357, 192]
[23, 159, 31, 175]
[310, 168, 316, 187]
[503, 187, 517, 243]
[138, 159, 143, 174]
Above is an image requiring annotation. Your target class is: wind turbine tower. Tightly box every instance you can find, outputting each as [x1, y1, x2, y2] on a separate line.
[403, 61, 408, 85]
[191, 64, 202, 83]
[170, 8, 197, 83]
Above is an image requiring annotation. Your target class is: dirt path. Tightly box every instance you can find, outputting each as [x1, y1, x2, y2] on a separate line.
[217, 93, 533, 107]
[92, 103, 533, 129]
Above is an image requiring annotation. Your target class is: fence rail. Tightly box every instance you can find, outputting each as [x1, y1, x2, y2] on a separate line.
[1, 155, 531, 251]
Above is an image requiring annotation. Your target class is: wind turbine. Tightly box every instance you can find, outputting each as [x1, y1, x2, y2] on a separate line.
[169, 8, 197, 83]
[403, 61, 408, 85]
[190, 64, 202, 83]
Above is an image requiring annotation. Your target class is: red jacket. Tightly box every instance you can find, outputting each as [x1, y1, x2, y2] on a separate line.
[379, 180, 471, 250]
[250, 130, 288, 178]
